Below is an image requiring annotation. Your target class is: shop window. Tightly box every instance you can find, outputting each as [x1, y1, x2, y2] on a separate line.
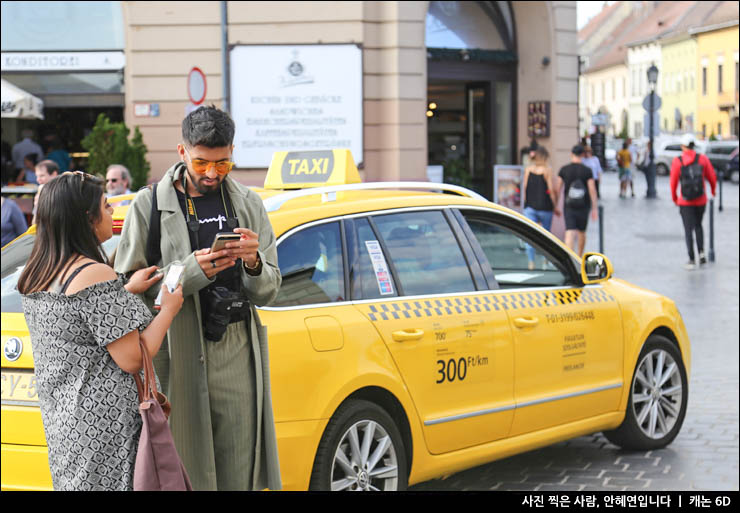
[426, 1, 506, 50]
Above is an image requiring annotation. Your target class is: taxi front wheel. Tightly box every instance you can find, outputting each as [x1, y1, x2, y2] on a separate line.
[309, 399, 408, 491]
[603, 335, 688, 450]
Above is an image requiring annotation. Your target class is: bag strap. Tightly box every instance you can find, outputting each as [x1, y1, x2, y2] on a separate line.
[134, 340, 159, 403]
[144, 184, 161, 267]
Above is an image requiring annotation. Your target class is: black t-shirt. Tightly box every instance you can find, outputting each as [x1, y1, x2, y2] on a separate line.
[559, 163, 593, 210]
[175, 187, 241, 308]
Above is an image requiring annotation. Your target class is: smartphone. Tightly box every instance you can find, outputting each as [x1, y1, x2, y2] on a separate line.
[154, 264, 185, 307]
[210, 232, 241, 253]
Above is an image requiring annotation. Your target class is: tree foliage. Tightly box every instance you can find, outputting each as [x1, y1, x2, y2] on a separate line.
[81, 113, 150, 190]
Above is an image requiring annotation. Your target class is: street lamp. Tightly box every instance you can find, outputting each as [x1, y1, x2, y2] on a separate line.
[646, 64, 659, 199]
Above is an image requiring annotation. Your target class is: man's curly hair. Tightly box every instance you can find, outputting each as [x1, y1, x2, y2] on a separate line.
[182, 104, 235, 148]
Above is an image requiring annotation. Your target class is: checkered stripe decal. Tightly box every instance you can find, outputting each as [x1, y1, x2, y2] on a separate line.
[365, 289, 614, 321]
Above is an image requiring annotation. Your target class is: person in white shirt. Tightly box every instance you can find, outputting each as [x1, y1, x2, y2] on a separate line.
[582, 146, 603, 198]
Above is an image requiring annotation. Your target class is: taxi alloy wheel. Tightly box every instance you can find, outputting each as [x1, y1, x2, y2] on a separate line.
[310, 399, 408, 491]
[603, 335, 688, 450]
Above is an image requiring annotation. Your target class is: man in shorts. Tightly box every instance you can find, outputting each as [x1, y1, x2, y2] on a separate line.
[554, 145, 599, 257]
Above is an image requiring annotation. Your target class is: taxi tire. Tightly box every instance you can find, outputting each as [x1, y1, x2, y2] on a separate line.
[309, 399, 408, 491]
[603, 335, 688, 451]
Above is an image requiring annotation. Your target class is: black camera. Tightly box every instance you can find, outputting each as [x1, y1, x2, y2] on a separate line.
[203, 286, 250, 342]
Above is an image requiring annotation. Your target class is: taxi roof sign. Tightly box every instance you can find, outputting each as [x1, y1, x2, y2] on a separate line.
[264, 149, 361, 190]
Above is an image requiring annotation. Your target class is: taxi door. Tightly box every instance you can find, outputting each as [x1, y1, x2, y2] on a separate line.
[460, 211, 624, 437]
[349, 211, 515, 455]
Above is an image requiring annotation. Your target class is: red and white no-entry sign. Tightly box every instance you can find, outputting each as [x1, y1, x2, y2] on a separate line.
[187, 67, 207, 105]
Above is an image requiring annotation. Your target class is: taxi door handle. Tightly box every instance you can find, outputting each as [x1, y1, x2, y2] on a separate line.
[513, 316, 539, 329]
[392, 329, 425, 342]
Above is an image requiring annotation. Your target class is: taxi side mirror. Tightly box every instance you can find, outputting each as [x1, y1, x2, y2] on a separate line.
[580, 252, 613, 284]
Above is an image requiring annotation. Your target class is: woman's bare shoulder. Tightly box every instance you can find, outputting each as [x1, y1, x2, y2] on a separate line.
[65, 260, 116, 295]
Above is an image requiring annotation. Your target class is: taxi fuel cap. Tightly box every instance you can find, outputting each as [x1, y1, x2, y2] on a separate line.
[264, 149, 361, 190]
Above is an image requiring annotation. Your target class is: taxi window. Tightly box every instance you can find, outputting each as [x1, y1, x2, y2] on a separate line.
[372, 210, 475, 296]
[346, 217, 398, 301]
[464, 217, 568, 288]
[274, 221, 345, 306]
[1, 235, 120, 313]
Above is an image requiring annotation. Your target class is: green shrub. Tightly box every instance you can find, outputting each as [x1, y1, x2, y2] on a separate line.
[443, 158, 472, 189]
[81, 113, 150, 190]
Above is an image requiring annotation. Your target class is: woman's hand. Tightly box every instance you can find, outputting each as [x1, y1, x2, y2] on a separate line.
[125, 265, 162, 294]
[155, 283, 184, 316]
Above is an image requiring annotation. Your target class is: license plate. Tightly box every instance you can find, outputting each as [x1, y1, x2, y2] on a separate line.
[1, 370, 39, 406]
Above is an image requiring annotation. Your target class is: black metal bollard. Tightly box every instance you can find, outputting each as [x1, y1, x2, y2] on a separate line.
[598, 205, 604, 254]
[718, 170, 724, 212]
[709, 198, 715, 262]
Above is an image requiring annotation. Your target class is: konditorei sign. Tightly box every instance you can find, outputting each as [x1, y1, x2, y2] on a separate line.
[1, 51, 125, 71]
[229, 44, 363, 169]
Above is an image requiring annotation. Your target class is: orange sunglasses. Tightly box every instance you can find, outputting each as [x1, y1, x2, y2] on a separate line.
[183, 146, 235, 175]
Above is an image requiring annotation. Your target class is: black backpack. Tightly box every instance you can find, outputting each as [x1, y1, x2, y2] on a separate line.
[144, 184, 162, 267]
[679, 154, 704, 201]
[566, 177, 588, 208]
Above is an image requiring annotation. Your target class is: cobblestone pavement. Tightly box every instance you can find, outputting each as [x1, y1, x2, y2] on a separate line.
[410, 170, 739, 492]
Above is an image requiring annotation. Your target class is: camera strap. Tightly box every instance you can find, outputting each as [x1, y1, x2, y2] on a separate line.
[144, 163, 239, 267]
[180, 164, 238, 250]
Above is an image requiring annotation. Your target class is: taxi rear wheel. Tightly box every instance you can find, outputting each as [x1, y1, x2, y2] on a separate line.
[309, 399, 408, 491]
[603, 335, 688, 450]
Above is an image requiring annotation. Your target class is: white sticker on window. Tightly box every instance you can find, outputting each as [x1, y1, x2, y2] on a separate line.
[365, 240, 394, 295]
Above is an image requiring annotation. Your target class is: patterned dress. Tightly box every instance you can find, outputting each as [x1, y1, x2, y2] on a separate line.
[22, 275, 153, 491]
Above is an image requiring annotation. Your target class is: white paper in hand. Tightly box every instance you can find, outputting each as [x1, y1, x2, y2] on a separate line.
[154, 264, 184, 306]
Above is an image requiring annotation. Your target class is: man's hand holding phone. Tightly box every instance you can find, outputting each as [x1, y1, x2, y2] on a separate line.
[195, 232, 240, 278]
[225, 228, 260, 269]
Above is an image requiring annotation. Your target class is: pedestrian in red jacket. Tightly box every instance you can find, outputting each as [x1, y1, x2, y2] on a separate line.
[669, 141, 717, 270]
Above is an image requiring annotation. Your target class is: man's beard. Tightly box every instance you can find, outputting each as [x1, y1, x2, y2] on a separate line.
[187, 169, 222, 195]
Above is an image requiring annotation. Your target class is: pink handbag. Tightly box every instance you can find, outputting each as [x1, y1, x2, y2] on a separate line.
[133, 341, 192, 491]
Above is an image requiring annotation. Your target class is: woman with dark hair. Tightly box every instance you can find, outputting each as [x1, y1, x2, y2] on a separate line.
[18, 171, 184, 491]
[522, 145, 560, 269]
[16, 152, 39, 183]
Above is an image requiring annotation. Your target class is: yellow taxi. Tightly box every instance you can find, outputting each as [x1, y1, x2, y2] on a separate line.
[2, 150, 690, 491]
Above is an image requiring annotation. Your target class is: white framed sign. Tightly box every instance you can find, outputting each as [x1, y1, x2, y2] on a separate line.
[229, 44, 363, 168]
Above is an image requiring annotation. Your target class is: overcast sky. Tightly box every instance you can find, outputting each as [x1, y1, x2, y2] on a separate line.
[577, 1, 615, 30]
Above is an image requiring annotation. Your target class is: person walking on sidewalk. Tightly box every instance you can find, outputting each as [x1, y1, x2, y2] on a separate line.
[617, 141, 634, 198]
[582, 146, 603, 198]
[670, 140, 717, 270]
[554, 145, 598, 257]
[522, 146, 560, 269]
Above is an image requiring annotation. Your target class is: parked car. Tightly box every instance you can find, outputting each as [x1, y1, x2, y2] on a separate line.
[2, 150, 691, 491]
[655, 139, 708, 176]
[705, 140, 739, 181]
[725, 147, 739, 184]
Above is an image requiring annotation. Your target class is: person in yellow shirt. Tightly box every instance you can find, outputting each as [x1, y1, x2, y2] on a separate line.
[617, 142, 634, 198]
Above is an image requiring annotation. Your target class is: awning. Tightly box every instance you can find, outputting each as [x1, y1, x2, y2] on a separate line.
[1, 78, 44, 119]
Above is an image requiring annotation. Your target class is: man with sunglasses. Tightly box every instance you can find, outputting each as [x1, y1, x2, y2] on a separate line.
[106, 164, 133, 206]
[114, 105, 282, 491]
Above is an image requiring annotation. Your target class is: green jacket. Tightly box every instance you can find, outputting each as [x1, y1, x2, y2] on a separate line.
[114, 163, 282, 490]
